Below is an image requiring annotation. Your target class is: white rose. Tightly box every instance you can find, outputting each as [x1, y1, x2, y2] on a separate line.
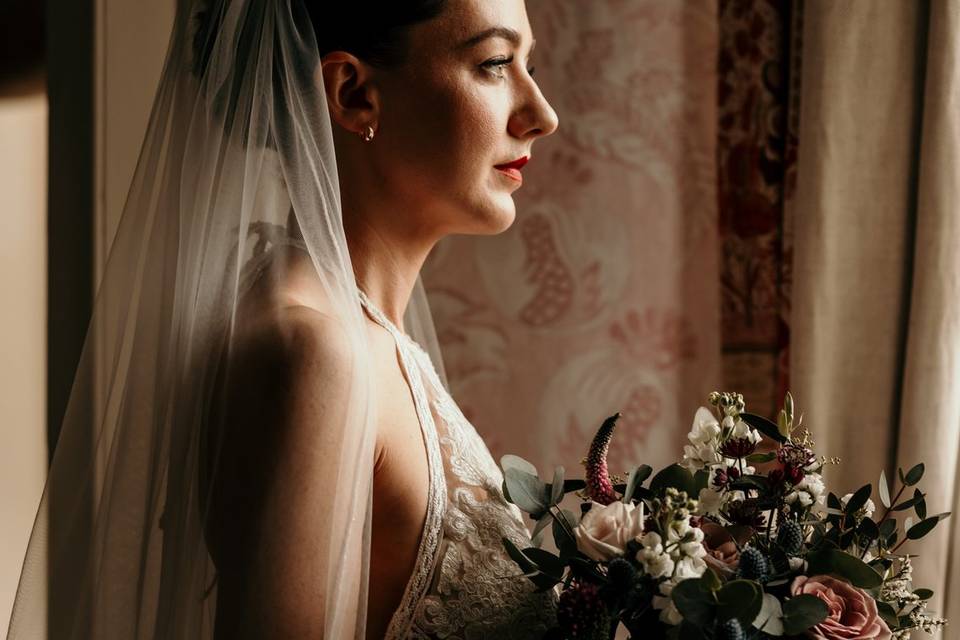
[574, 501, 645, 562]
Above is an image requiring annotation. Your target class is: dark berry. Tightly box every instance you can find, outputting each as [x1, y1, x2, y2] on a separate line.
[737, 546, 770, 582]
[715, 618, 745, 640]
[557, 580, 614, 638]
[777, 520, 804, 555]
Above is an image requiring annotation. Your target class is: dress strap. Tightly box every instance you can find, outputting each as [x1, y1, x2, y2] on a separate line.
[360, 289, 448, 638]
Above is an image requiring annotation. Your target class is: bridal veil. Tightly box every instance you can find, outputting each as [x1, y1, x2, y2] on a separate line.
[7, 0, 443, 637]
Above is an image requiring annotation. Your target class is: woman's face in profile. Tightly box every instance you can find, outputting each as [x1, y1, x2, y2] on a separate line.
[372, 0, 559, 236]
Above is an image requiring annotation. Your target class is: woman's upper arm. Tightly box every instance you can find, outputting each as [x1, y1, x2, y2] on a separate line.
[208, 308, 368, 639]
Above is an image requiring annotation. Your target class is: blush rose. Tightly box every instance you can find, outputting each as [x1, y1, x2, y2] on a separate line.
[790, 575, 892, 639]
[573, 501, 645, 562]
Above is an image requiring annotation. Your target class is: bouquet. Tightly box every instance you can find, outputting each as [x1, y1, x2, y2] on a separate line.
[500, 392, 950, 639]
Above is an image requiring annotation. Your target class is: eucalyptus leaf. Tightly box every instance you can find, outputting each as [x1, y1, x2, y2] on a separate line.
[806, 548, 883, 588]
[746, 452, 777, 464]
[701, 568, 722, 592]
[914, 588, 934, 600]
[876, 600, 899, 628]
[914, 489, 927, 520]
[891, 494, 925, 512]
[782, 594, 829, 635]
[552, 509, 579, 558]
[694, 469, 709, 494]
[907, 516, 943, 540]
[903, 463, 925, 486]
[845, 484, 872, 515]
[650, 464, 696, 497]
[717, 580, 762, 625]
[741, 412, 787, 443]
[857, 517, 880, 541]
[531, 512, 552, 545]
[878, 519, 897, 538]
[827, 493, 843, 511]
[503, 537, 537, 575]
[550, 466, 565, 506]
[623, 465, 652, 504]
[671, 578, 716, 627]
[503, 468, 549, 517]
[753, 593, 785, 636]
[878, 469, 891, 508]
[501, 454, 539, 477]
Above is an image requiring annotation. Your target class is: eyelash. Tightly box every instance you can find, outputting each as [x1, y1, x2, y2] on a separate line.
[481, 56, 536, 79]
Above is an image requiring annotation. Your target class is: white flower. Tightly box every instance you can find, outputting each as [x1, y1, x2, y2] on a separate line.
[729, 418, 762, 445]
[653, 580, 683, 625]
[788, 556, 806, 571]
[637, 532, 675, 578]
[697, 487, 724, 516]
[573, 501, 645, 562]
[785, 473, 826, 510]
[840, 493, 877, 519]
[674, 555, 707, 579]
[682, 408, 723, 471]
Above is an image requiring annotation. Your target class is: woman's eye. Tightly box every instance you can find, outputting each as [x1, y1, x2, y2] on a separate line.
[481, 56, 513, 78]
[480, 56, 536, 80]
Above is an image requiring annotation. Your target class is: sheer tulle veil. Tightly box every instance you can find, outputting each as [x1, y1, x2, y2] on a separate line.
[7, 0, 443, 637]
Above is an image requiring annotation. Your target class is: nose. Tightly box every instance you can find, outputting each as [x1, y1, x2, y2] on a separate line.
[508, 76, 559, 141]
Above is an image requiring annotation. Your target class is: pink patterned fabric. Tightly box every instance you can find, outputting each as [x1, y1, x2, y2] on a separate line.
[421, 1, 721, 476]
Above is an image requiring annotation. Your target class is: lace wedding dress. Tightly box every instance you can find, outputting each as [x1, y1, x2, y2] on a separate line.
[357, 291, 558, 639]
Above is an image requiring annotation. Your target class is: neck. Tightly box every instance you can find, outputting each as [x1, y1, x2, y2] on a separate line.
[344, 206, 438, 332]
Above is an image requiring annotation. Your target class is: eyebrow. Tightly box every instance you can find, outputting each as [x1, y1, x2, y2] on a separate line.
[458, 26, 536, 52]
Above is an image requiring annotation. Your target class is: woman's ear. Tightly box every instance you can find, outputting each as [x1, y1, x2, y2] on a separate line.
[319, 52, 380, 136]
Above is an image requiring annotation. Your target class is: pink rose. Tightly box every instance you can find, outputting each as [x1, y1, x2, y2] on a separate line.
[790, 575, 892, 639]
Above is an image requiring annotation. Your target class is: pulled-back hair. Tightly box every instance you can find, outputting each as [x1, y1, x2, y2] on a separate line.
[187, 1, 447, 149]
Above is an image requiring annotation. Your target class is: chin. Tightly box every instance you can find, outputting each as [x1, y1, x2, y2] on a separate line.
[472, 199, 516, 235]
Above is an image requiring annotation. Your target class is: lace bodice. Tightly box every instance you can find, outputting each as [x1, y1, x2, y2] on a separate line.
[359, 291, 557, 639]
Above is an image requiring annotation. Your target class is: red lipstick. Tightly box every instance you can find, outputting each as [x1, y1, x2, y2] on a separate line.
[494, 156, 529, 183]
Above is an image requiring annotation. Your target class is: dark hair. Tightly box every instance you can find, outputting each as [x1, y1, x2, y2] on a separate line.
[306, 2, 448, 67]
[193, 1, 448, 77]
[190, 1, 447, 148]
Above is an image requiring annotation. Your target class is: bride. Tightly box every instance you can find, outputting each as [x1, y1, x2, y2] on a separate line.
[7, 0, 558, 639]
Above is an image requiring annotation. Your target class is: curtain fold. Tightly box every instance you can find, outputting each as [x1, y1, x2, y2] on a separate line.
[792, 0, 960, 628]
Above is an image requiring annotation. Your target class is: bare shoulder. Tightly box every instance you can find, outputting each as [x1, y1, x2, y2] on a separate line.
[207, 303, 370, 636]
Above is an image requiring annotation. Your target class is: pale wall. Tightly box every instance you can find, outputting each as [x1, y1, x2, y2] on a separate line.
[0, 84, 49, 634]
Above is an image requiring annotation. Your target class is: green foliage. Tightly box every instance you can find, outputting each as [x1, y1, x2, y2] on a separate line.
[844, 484, 872, 515]
[781, 594, 829, 635]
[740, 412, 787, 444]
[503, 467, 549, 517]
[650, 464, 696, 497]
[622, 464, 652, 504]
[806, 548, 883, 588]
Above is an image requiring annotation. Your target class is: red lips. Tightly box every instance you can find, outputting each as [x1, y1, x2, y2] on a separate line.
[495, 156, 530, 170]
[494, 156, 529, 184]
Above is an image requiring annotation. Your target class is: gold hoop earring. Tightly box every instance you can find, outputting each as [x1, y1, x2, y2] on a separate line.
[360, 125, 376, 142]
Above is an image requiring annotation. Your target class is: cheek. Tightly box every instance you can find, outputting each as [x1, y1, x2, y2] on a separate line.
[379, 72, 517, 233]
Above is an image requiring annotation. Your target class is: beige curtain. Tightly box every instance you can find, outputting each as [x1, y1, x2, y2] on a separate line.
[792, 0, 960, 629]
